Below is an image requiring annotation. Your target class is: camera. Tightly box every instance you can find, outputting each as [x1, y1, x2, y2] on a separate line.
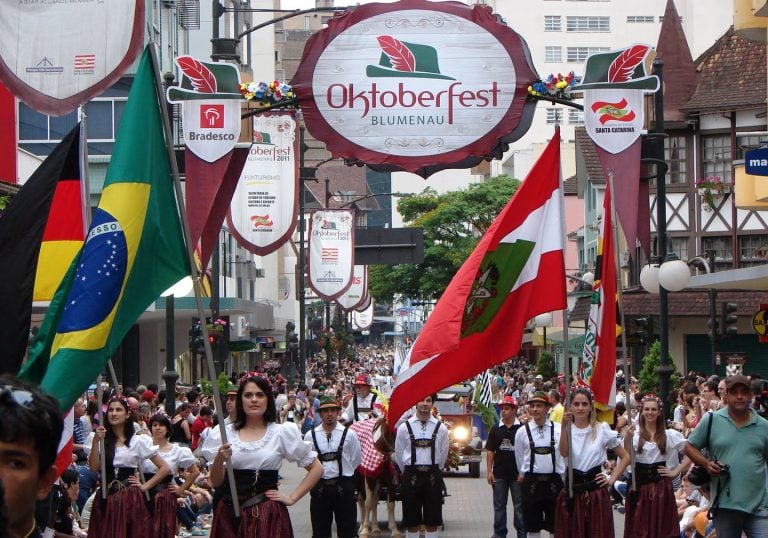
[716, 462, 730, 477]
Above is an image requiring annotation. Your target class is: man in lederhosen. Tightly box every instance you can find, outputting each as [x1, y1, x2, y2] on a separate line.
[342, 374, 381, 423]
[513, 390, 565, 538]
[304, 395, 362, 538]
[394, 393, 449, 538]
[486, 395, 526, 538]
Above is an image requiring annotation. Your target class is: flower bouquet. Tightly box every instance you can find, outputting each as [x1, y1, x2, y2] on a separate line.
[239, 80, 297, 108]
[696, 176, 729, 212]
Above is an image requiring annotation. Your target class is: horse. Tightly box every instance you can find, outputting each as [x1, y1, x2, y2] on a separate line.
[350, 417, 402, 537]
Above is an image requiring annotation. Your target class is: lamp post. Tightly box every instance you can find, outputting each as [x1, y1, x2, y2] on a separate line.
[535, 312, 554, 363]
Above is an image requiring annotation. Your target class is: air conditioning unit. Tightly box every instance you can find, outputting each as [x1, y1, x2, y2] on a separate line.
[230, 315, 248, 338]
[620, 251, 630, 268]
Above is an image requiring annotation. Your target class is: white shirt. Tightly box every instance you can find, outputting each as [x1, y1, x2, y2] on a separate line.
[394, 415, 449, 469]
[631, 428, 686, 468]
[342, 392, 381, 423]
[514, 420, 566, 476]
[199, 422, 317, 470]
[142, 443, 196, 474]
[566, 422, 621, 472]
[304, 423, 362, 479]
[83, 432, 159, 468]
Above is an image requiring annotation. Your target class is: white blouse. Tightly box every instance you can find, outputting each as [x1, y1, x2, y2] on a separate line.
[566, 422, 621, 472]
[200, 422, 317, 470]
[83, 432, 159, 468]
[632, 428, 686, 468]
[142, 443, 196, 474]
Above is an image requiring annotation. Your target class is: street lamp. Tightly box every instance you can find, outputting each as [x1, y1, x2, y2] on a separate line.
[338, 192, 413, 209]
[534, 312, 554, 356]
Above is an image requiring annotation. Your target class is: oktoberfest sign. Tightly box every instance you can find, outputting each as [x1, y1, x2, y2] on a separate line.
[337, 265, 368, 311]
[308, 210, 355, 300]
[227, 113, 299, 256]
[291, 0, 538, 176]
[167, 56, 242, 162]
[0, 0, 144, 116]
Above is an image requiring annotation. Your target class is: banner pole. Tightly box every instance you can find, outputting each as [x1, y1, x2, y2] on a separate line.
[147, 43, 239, 514]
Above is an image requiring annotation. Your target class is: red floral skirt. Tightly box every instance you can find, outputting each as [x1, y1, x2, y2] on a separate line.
[152, 488, 179, 538]
[210, 497, 293, 538]
[623, 477, 679, 538]
[87, 486, 152, 538]
[554, 487, 615, 538]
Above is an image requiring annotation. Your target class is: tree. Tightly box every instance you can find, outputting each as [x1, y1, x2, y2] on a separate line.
[638, 340, 680, 398]
[536, 351, 556, 381]
[368, 175, 521, 302]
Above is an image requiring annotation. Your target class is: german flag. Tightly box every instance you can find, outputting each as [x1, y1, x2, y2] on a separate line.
[0, 124, 81, 375]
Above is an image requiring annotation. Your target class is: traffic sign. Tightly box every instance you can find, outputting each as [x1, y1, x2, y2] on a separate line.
[752, 303, 768, 343]
[745, 148, 768, 176]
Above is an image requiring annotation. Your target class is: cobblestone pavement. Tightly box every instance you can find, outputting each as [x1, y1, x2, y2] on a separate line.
[280, 453, 626, 537]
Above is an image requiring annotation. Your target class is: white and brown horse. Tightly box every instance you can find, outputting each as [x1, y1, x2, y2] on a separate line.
[350, 417, 401, 537]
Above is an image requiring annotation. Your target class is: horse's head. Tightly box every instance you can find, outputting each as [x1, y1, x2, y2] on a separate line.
[372, 416, 394, 454]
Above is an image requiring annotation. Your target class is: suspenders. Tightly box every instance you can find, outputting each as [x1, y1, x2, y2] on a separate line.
[524, 421, 556, 474]
[352, 392, 377, 421]
[405, 420, 441, 466]
[311, 426, 350, 476]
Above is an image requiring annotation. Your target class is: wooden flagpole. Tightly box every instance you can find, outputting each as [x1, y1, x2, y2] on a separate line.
[147, 43, 239, 514]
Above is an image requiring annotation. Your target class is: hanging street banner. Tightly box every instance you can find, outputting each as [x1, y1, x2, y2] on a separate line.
[353, 299, 375, 330]
[356, 289, 372, 312]
[573, 44, 659, 260]
[291, 0, 538, 177]
[337, 265, 368, 311]
[167, 56, 242, 162]
[0, 1, 144, 116]
[227, 113, 299, 256]
[308, 209, 355, 301]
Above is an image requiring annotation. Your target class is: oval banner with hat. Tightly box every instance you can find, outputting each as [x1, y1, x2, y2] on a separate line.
[291, 0, 538, 177]
[166, 56, 243, 163]
[308, 209, 355, 301]
[337, 265, 368, 311]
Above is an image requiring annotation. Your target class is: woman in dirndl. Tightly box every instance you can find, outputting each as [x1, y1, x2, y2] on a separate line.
[86, 395, 170, 537]
[554, 387, 630, 537]
[143, 413, 200, 538]
[200, 374, 323, 537]
[623, 393, 687, 538]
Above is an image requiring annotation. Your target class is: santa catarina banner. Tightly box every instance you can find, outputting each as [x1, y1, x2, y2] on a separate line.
[0, 0, 144, 116]
[337, 265, 367, 311]
[291, 0, 538, 177]
[308, 210, 355, 301]
[227, 113, 299, 256]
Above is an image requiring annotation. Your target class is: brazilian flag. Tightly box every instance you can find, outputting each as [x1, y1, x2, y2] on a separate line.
[19, 47, 190, 412]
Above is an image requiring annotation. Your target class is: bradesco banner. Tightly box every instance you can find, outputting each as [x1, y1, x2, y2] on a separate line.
[291, 0, 538, 177]
[0, 1, 144, 116]
[167, 56, 242, 162]
[308, 210, 355, 301]
[337, 265, 368, 311]
[227, 113, 299, 256]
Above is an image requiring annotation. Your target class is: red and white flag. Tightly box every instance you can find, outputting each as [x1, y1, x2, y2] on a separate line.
[579, 181, 618, 416]
[388, 132, 567, 425]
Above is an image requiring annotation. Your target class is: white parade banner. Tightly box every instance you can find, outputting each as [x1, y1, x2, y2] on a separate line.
[308, 209, 355, 301]
[355, 290, 372, 312]
[353, 299, 375, 330]
[227, 113, 299, 255]
[0, 0, 144, 116]
[583, 89, 645, 154]
[336, 265, 368, 311]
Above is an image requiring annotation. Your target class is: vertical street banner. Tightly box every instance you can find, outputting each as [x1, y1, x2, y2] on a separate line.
[336, 265, 368, 311]
[579, 181, 618, 418]
[353, 299, 374, 330]
[0, 1, 144, 116]
[573, 44, 659, 259]
[166, 56, 242, 162]
[227, 112, 299, 256]
[308, 209, 355, 301]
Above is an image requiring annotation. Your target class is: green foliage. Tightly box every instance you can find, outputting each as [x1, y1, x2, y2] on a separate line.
[536, 351, 556, 381]
[218, 372, 232, 396]
[368, 175, 520, 302]
[473, 383, 499, 430]
[200, 377, 212, 397]
[0, 194, 9, 212]
[638, 340, 680, 397]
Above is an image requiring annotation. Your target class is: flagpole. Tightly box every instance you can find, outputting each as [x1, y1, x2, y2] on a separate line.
[95, 374, 107, 500]
[553, 126, 574, 500]
[607, 169, 635, 492]
[146, 43, 240, 514]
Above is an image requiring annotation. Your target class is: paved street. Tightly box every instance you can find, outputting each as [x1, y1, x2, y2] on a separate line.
[279, 453, 626, 537]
